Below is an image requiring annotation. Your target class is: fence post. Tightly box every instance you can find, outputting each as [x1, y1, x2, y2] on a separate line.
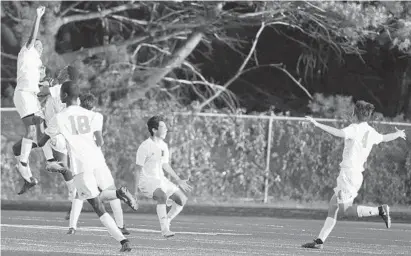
[263, 111, 274, 203]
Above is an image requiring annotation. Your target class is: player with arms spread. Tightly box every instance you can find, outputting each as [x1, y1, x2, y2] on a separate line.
[38, 81, 138, 252]
[136, 116, 192, 238]
[302, 100, 406, 249]
[66, 93, 130, 236]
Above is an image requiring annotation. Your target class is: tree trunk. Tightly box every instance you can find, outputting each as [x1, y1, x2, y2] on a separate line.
[398, 58, 411, 119]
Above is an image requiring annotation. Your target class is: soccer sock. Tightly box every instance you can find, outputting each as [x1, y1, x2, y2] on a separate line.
[99, 213, 126, 242]
[41, 143, 54, 161]
[110, 199, 124, 228]
[357, 206, 379, 217]
[20, 138, 33, 164]
[167, 201, 183, 222]
[65, 180, 75, 200]
[318, 217, 337, 242]
[156, 204, 168, 231]
[99, 189, 117, 202]
[69, 199, 84, 229]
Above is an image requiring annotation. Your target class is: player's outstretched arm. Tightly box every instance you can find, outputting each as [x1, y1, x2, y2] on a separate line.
[305, 116, 345, 138]
[26, 6, 45, 49]
[162, 163, 192, 192]
[382, 127, 406, 142]
[94, 131, 104, 147]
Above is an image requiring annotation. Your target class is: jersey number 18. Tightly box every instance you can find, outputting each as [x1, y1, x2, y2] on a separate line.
[68, 115, 91, 135]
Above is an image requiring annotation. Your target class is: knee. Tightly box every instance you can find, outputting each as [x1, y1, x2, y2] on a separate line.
[173, 194, 187, 206]
[154, 190, 167, 204]
[26, 125, 37, 139]
[87, 198, 106, 217]
[328, 204, 339, 218]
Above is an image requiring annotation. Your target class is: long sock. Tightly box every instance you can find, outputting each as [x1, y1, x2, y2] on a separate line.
[69, 199, 84, 229]
[99, 213, 126, 242]
[65, 180, 76, 200]
[167, 202, 183, 222]
[156, 204, 168, 231]
[357, 206, 379, 217]
[318, 217, 337, 242]
[100, 189, 117, 202]
[20, 138, 33, 164]
[42, 143, 54, 161]
[110, 199, 124, 228]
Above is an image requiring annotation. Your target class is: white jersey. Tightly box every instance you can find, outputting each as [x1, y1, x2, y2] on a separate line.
[16, 45, 42, 93]
[44, 84, 65, 125]
[340, 122, 383, 172]
[45, 105, 105, 174]
[136, 138, 169, 179]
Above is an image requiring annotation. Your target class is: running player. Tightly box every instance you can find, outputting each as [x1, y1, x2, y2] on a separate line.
[37, 81, 137, 252]
[302, 100, 406, 249]
[66, 93, 130, 236]
[135, 115, 192, 238]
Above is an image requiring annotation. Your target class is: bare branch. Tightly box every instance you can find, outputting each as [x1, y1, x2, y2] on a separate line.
[1, 52, 17, 60]
[272, 65, 314, 100]
[197, 22, 267, 111]
[59, 1, 82, 17]
[110, 14, 148, 25]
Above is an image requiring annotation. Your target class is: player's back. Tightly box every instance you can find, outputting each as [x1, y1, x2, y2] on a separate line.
[56, 105, 105, 172]
[340, 122, 383, 171]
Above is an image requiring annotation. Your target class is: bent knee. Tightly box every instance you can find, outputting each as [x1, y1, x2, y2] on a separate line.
[25, 125, 37, 139]
[153, 189, 167, 204]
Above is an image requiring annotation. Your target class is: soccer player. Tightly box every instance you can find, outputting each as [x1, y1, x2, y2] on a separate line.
[13, 6, 54, 194]
[66, 93, 130, 236]
[135, 116, 192, 238]
[302, 100, 406, 249]
[37, 81, 137, 252]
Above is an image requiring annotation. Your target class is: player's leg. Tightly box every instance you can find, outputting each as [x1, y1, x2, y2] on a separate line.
[74, 172, 131, 252]
[67, 193, 84, 234]
[166, 182, 188, 228]
[302, 193, 339, 249]
[153, 188, 174, 238]
[93, 165, 129, 234]
[338, 201, 391, 228]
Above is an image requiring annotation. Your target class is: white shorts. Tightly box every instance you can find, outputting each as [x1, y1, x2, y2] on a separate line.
[94, 164, 115, 191]
[73, 171, 100, 200]
[139, 177, 179, 199]
[13, 90, 42, 118]
[47, 134, 67, 154]
[334, 169, 363, 204]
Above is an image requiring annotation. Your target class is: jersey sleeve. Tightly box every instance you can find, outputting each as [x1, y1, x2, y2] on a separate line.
[45, 115, 60, 137]
[136, 144, 147, 167]
[342, 124, 356, 139]
[91, 113, 104, 132]
[370, 128, 384, 145]
[161, 143, 170, 164]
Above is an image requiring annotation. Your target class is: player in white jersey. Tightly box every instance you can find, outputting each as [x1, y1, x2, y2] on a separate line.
[12, 6, 54, 195]
[66, 93, 130, 236]
[37, 81, 138, 252]
[136, 116, 192, 238]
[302, 100, 406, 249]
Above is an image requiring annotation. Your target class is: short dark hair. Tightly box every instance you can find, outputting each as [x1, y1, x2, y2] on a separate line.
[80, 93, 96, 110]
[354, 100, 375, 122]
[147, 115, 164, 136]
[61, 81, 80, 99]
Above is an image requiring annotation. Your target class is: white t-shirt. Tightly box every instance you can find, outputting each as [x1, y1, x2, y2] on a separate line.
[136, 138, 169, 179]
[45, 105, 105, 174]
[340, 122, 383, 172]
[16, 45, 42, 93]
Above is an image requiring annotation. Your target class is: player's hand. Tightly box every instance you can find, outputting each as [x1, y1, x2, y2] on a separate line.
[37, 6, 46, 17]
[395, 127, 406, 140]
[177, 179, 192, 192]
[305, 116, 318, 126]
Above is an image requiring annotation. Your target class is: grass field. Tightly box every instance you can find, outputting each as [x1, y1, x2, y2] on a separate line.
[1, 210, 411, 256]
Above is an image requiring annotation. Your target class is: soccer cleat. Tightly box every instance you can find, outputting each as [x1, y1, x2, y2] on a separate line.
[119, 226, 130, 235]
[17, 177, 38, 195]
[162, 229, 175, 238]
[119, 240, 131, 252]
[45, 161, 65, 173]
[379, 204, 391, 228]
[116, 187, 138, 211]
[302, 238, 324, 249]
[67, 228, 76, 235]
[65, 210, 71, 220]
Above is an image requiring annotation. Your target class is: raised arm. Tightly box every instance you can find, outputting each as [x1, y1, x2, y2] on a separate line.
[305, 116, 345, 138]
[26, 6, 45, 49]
[382, 127, 406, 142]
